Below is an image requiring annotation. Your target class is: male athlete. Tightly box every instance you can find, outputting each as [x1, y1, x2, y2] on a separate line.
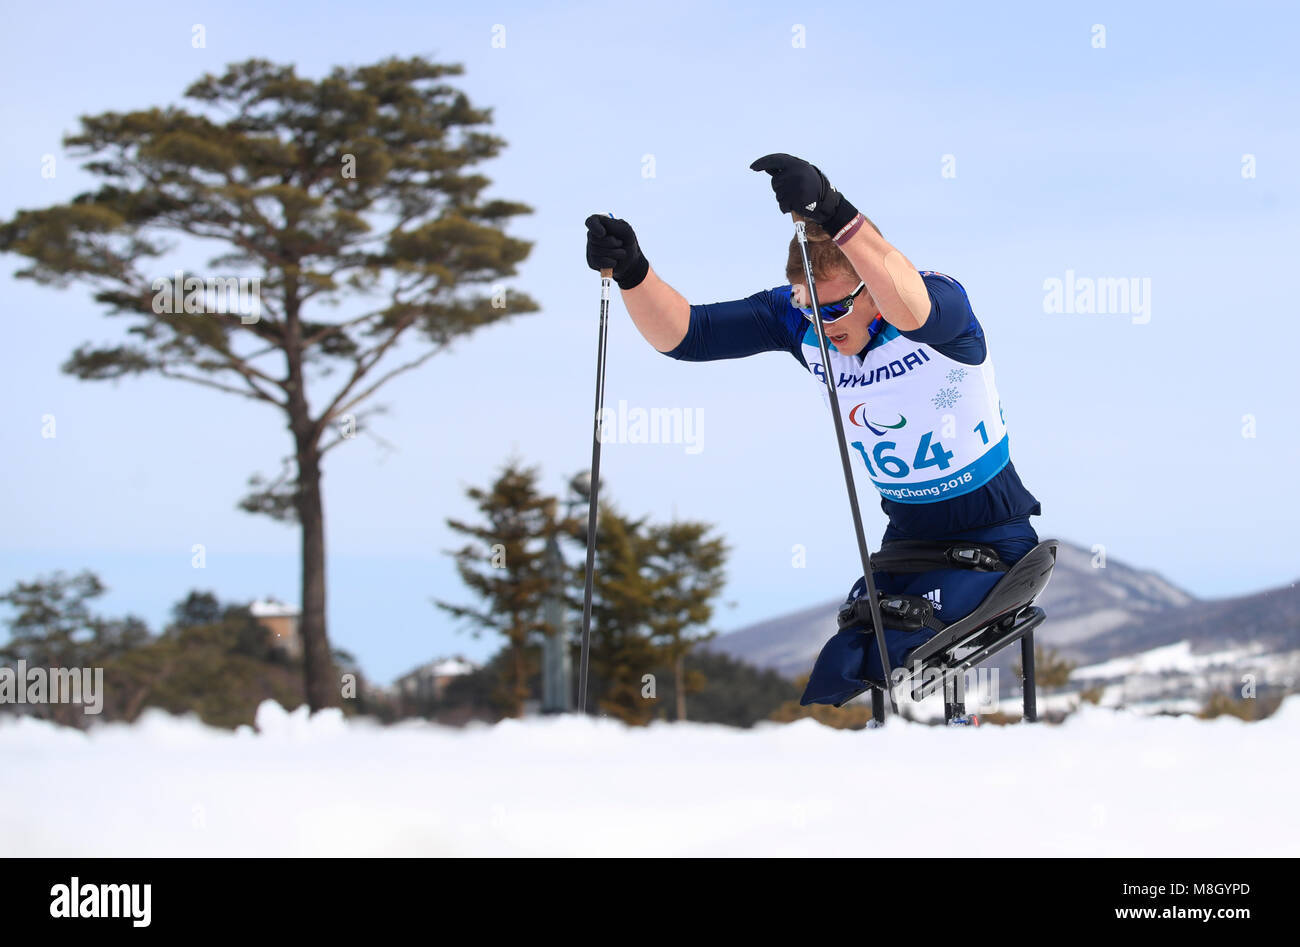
[584, 154, 1041, 706]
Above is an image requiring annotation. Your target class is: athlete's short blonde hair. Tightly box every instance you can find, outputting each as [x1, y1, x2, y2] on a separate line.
[783, 214, 882, 285]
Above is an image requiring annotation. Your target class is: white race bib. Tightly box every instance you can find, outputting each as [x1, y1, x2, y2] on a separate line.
[800, 322, 1009, 504]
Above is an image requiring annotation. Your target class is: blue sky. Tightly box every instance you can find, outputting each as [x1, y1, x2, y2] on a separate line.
[2, 0, 1297, 683]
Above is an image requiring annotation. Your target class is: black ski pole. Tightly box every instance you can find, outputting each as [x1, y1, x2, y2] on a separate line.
[794, 219, 898, 720]
[577, 256, 613, 715]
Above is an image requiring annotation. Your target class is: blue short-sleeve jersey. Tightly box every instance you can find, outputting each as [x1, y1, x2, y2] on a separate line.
[664, 272, 1041, 539]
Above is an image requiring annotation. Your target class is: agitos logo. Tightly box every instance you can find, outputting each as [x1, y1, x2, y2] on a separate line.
[848, 403, 906, 436]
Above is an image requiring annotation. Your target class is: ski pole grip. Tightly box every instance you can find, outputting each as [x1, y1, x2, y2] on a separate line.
[601, 211, 616, 278]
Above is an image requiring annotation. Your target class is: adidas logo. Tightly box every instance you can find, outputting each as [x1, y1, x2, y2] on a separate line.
[922, 589, 942, 611]
[805, 201, 817, 211]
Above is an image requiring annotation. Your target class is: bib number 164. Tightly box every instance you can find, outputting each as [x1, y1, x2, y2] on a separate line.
[850, 432, 953, 479]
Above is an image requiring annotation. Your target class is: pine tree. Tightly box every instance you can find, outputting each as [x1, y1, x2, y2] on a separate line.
[105, 593, 307, 728]
[644, 521, 727, 721]
[436, 459, 560, 717]
[0, 57, 537, 711]
[0, 571, 149, 670]
[575, 504, 664, 725]
[0, 578, 373, 728]
[660, 651, 799, 727]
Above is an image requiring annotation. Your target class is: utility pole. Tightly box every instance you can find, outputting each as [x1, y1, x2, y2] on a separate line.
[540, 530, 572, 714]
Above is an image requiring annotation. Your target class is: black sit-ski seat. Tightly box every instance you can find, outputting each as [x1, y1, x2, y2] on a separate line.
[863, 539, 1059, 725]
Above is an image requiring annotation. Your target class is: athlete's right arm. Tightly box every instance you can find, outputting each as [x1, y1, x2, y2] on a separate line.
[585, 215, 688, 352]
[621, 265, 690, 353]
[585, 214, 802, 362]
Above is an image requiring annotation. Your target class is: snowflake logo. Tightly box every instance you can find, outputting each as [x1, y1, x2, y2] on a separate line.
[931, 387, 961, 410]
[946, 368, 967, 384]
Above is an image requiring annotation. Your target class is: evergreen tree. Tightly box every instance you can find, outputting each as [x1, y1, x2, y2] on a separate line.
[171, 590, 224, 629]
[644, 521, 727, 721]
[573, 504, 664, 725]
[106, 603, 305, 728]
[657, 650, 799, 727]
[433, 465, 732, 726]
[436, 459, 561, 717]
[433, 649, 536, 725]
[0, 571, 149, 670]
[0, 57, 538, 711]
[0, 576, 313, 729]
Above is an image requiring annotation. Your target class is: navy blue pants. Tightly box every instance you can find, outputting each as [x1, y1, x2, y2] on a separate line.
[800, 521, 1038, 707]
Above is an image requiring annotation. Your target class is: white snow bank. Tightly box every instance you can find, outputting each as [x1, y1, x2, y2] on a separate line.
[2, 697, 1297, 857]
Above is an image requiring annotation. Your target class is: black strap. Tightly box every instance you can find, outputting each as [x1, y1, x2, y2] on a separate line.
[838, 593, 946, 634]
[869, 540, 1009, 575]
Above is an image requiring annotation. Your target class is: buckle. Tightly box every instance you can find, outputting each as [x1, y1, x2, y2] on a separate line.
[839, 593, 938, 633]
[947, 545, 997, 569]
[880, 596, 929, 626]
[836, 599, 864, 631]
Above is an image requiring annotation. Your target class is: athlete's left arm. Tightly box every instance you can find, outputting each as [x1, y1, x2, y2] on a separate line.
[836, 226, 932, 332]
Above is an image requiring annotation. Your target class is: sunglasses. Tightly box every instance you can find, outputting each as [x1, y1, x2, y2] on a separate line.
[796, 281, 866, 325]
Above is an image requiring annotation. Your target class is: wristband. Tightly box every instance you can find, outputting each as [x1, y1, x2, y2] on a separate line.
[832, 212, 867, 246]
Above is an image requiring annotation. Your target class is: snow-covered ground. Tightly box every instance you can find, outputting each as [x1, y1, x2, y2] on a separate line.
[3, 697, 1297, 857]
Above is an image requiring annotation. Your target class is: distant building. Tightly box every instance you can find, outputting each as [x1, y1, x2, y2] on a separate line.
[395, 656, 478, 703]
[250, 598, 301, 659]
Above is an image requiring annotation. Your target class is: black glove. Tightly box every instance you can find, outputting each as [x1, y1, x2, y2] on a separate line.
[749, 153, 859, 238]
[585, 215, 650, 290]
